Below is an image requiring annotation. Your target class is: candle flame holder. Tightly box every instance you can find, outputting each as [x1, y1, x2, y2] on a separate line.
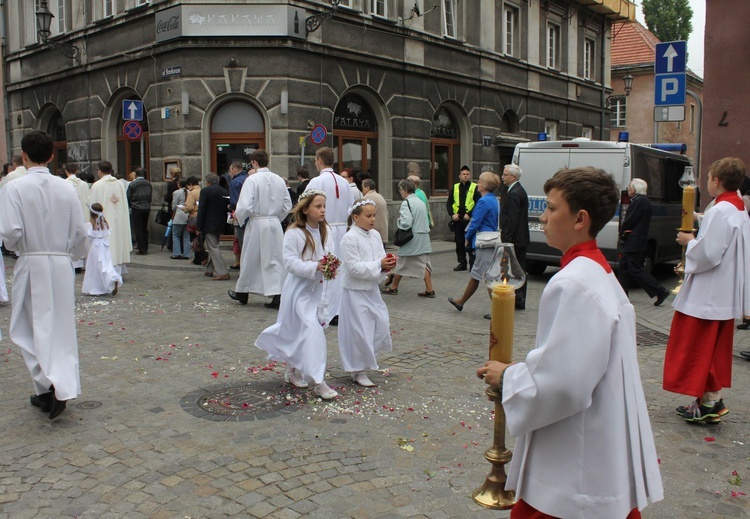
[673, 166, 696, 295]
[472, 243, 525, 509]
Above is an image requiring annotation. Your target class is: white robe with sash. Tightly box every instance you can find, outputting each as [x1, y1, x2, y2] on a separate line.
[0, 168, 87, 400]
[66, 174, 90, 268]
[87, 174, 132, 270]
[306, 169, 355, 321]
[234, 168, 292, 296]
[502, 255, 663, 518]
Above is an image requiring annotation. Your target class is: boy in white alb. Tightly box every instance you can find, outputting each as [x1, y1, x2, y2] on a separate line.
[0, 131, 88, 420]
[478, 167, 663, 519]
[664, 157, 750, 423]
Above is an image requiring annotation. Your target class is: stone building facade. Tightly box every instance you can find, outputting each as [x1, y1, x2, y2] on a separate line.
[2, 0, 634, 238]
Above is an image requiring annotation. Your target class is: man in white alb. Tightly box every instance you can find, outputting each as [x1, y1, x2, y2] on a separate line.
[306, 147, 355, 325]
[65, 163, 90, 272]
[87, 161, 132, 274]
[0, 130, 87, 420]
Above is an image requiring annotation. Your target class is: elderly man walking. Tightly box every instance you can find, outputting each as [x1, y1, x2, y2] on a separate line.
[500, 164, 530, 310]
[0, 130, 87, 420]
[228, 149, 291, 308]
[197, 173, 231, 281]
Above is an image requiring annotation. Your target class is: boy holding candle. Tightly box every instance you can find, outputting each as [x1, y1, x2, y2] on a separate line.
[477, 167, 663, 518]
[663, 157, 750, 423]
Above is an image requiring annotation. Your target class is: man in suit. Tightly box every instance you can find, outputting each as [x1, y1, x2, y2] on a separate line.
[617, 179, 670, 306]
[500, 164, 530, 310]
[196, 173, 231, 280]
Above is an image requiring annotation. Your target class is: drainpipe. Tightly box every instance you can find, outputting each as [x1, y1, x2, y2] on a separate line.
[0, 0, 12, 159]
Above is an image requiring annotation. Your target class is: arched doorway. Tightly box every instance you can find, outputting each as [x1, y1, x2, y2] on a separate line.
[430, 106, 461, 196]
[116, 96, 150, 179]
[332, 93, 379, 188]
[47, 110, 67, 175]
[210, 100, 265, 176]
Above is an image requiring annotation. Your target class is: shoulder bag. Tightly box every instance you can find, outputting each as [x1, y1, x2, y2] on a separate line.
[155, 201, 172, 226]
[393, 199, 414, 247]
[474, 198, 502, 249]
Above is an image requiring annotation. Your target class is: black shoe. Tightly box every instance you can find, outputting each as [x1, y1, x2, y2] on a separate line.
[74, 267, 83, 274]
[453, 264, 467, 272]
[229, 264, 241, 270]
[654, 290, 670, 307]
[448, 297, 463, 312]
[227, 290, 248, 305]
[515, 302, 525, 310]
[483, 314, 491, 320]
[170, 256, 181, 259]
[740, 351, 750, 361]
[264, 295, 281, 310]
[48, 387, 67, 420]
[136, 251, 147, 256]
[329, 315, 339, 326]
[676, 398, 728, 423]
[30, 392, 53, 413]
[737, 318, 750, 330]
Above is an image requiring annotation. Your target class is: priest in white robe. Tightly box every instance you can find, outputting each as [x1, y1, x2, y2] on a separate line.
[65, 163, 90, 270]
[306, 147, 354, 324]
[0, 130, 87, 420]
[87, 161, 132, 273]
[228, 150, 292, 308]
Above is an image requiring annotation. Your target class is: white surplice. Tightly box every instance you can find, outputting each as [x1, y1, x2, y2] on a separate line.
[82, 225, 123, 296]
[87, 174, 132, 269]
[673, 199, 750, 320]
[306, 169, 355, 321]
[338, 226, 392, 372]
[502, 255, 663, 518]
[0, 168, 87, 401]
[255, 225, 334, 384]
[0, 252, 8, 304]
[234, 168, 292, 296]
[66, 174, 90, 268]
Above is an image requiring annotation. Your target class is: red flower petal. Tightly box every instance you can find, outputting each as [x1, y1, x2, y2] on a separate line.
[704, 437, 716, 442]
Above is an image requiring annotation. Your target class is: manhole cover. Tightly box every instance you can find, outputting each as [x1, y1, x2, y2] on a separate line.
[180, 382, 307, 422]
[75, 401, 103, 409]
[636, 325, 669, 347]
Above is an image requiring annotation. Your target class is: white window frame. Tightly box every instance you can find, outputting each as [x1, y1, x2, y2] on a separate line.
[582, 126, 593, 139]
[103, 0, 114, 17]
[504, 5, 519, 57]
[370, 0, 386, 18]
[547, 22, 560, 69]
[583, 38, 594, 80]
[610, 98, 627, 128]
[442, 0, 457, 39]
[338, 0, 353, 6]
[57, 0, 67, 34]
[135, 0, 149, 5]
[544, 120, 558, 141]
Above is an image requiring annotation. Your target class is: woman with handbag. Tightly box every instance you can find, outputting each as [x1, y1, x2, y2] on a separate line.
[381, 178, 434, 297]
[448, 171, 501, 311]
[170, 180, 191, 260]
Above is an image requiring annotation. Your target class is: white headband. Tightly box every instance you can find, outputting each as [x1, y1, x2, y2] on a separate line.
[347, 199, 376, 215]
[299, 189, 326, 201]
[88, 204, 104, 216]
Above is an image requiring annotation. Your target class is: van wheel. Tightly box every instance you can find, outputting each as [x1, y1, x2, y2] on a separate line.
[525, 261, 547, 276]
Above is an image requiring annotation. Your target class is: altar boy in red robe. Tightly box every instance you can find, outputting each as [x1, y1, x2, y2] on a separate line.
[664, 157, 750, 423]
[478, 167, 663, 519]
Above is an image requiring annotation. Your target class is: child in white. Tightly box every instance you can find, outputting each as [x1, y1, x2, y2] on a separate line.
[82, 203, 122, 296]
[338, 199, 396, 387]
[254, 189, 339, 400]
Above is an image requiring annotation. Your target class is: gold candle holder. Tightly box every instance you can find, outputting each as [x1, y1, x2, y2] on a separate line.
[472, 282, 516, 509]
[673, 177, 696, 295]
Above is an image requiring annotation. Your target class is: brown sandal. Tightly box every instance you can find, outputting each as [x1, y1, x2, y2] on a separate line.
[380, 287, 398, 295]
[418, 291, 436, 298]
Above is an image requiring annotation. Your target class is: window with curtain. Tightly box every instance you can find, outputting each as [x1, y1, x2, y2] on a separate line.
[547, 23, 560, 69]
[504, 5, 519, 57]
[584, 38, 595, 80]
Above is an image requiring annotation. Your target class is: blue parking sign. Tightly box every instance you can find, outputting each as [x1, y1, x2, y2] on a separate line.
[654, 73, 686, 106]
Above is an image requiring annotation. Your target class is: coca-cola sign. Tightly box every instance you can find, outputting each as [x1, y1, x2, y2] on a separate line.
[155, 7, 182, 42]
[157, 16, 180, 34]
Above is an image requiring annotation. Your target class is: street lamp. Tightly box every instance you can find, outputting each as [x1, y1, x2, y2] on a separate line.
[606, 72, 634, 109]
[36, 0, 82, 64]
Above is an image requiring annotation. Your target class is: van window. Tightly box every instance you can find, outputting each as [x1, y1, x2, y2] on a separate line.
[631, 146, 687, 203]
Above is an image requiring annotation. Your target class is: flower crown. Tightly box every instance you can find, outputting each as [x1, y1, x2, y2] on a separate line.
[347, 199, 376, 215]
[299, 189, 326, 202]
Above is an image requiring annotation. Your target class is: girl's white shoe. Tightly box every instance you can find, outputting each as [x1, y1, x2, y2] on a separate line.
[352, 372, 375, 387]
[313, 381, 339, 400]
[283, 368, 308, 388]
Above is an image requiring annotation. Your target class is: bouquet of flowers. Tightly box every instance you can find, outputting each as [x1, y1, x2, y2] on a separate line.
[320, 253, 341, 281]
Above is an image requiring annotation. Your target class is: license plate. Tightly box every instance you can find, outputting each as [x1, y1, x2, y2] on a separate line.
[529, 222, 544, 232]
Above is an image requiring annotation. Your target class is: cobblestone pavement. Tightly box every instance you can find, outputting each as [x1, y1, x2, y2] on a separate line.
[0, 242, 748, 519]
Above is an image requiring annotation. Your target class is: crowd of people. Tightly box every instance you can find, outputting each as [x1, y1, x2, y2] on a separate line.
[1, 129, 750, 518]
